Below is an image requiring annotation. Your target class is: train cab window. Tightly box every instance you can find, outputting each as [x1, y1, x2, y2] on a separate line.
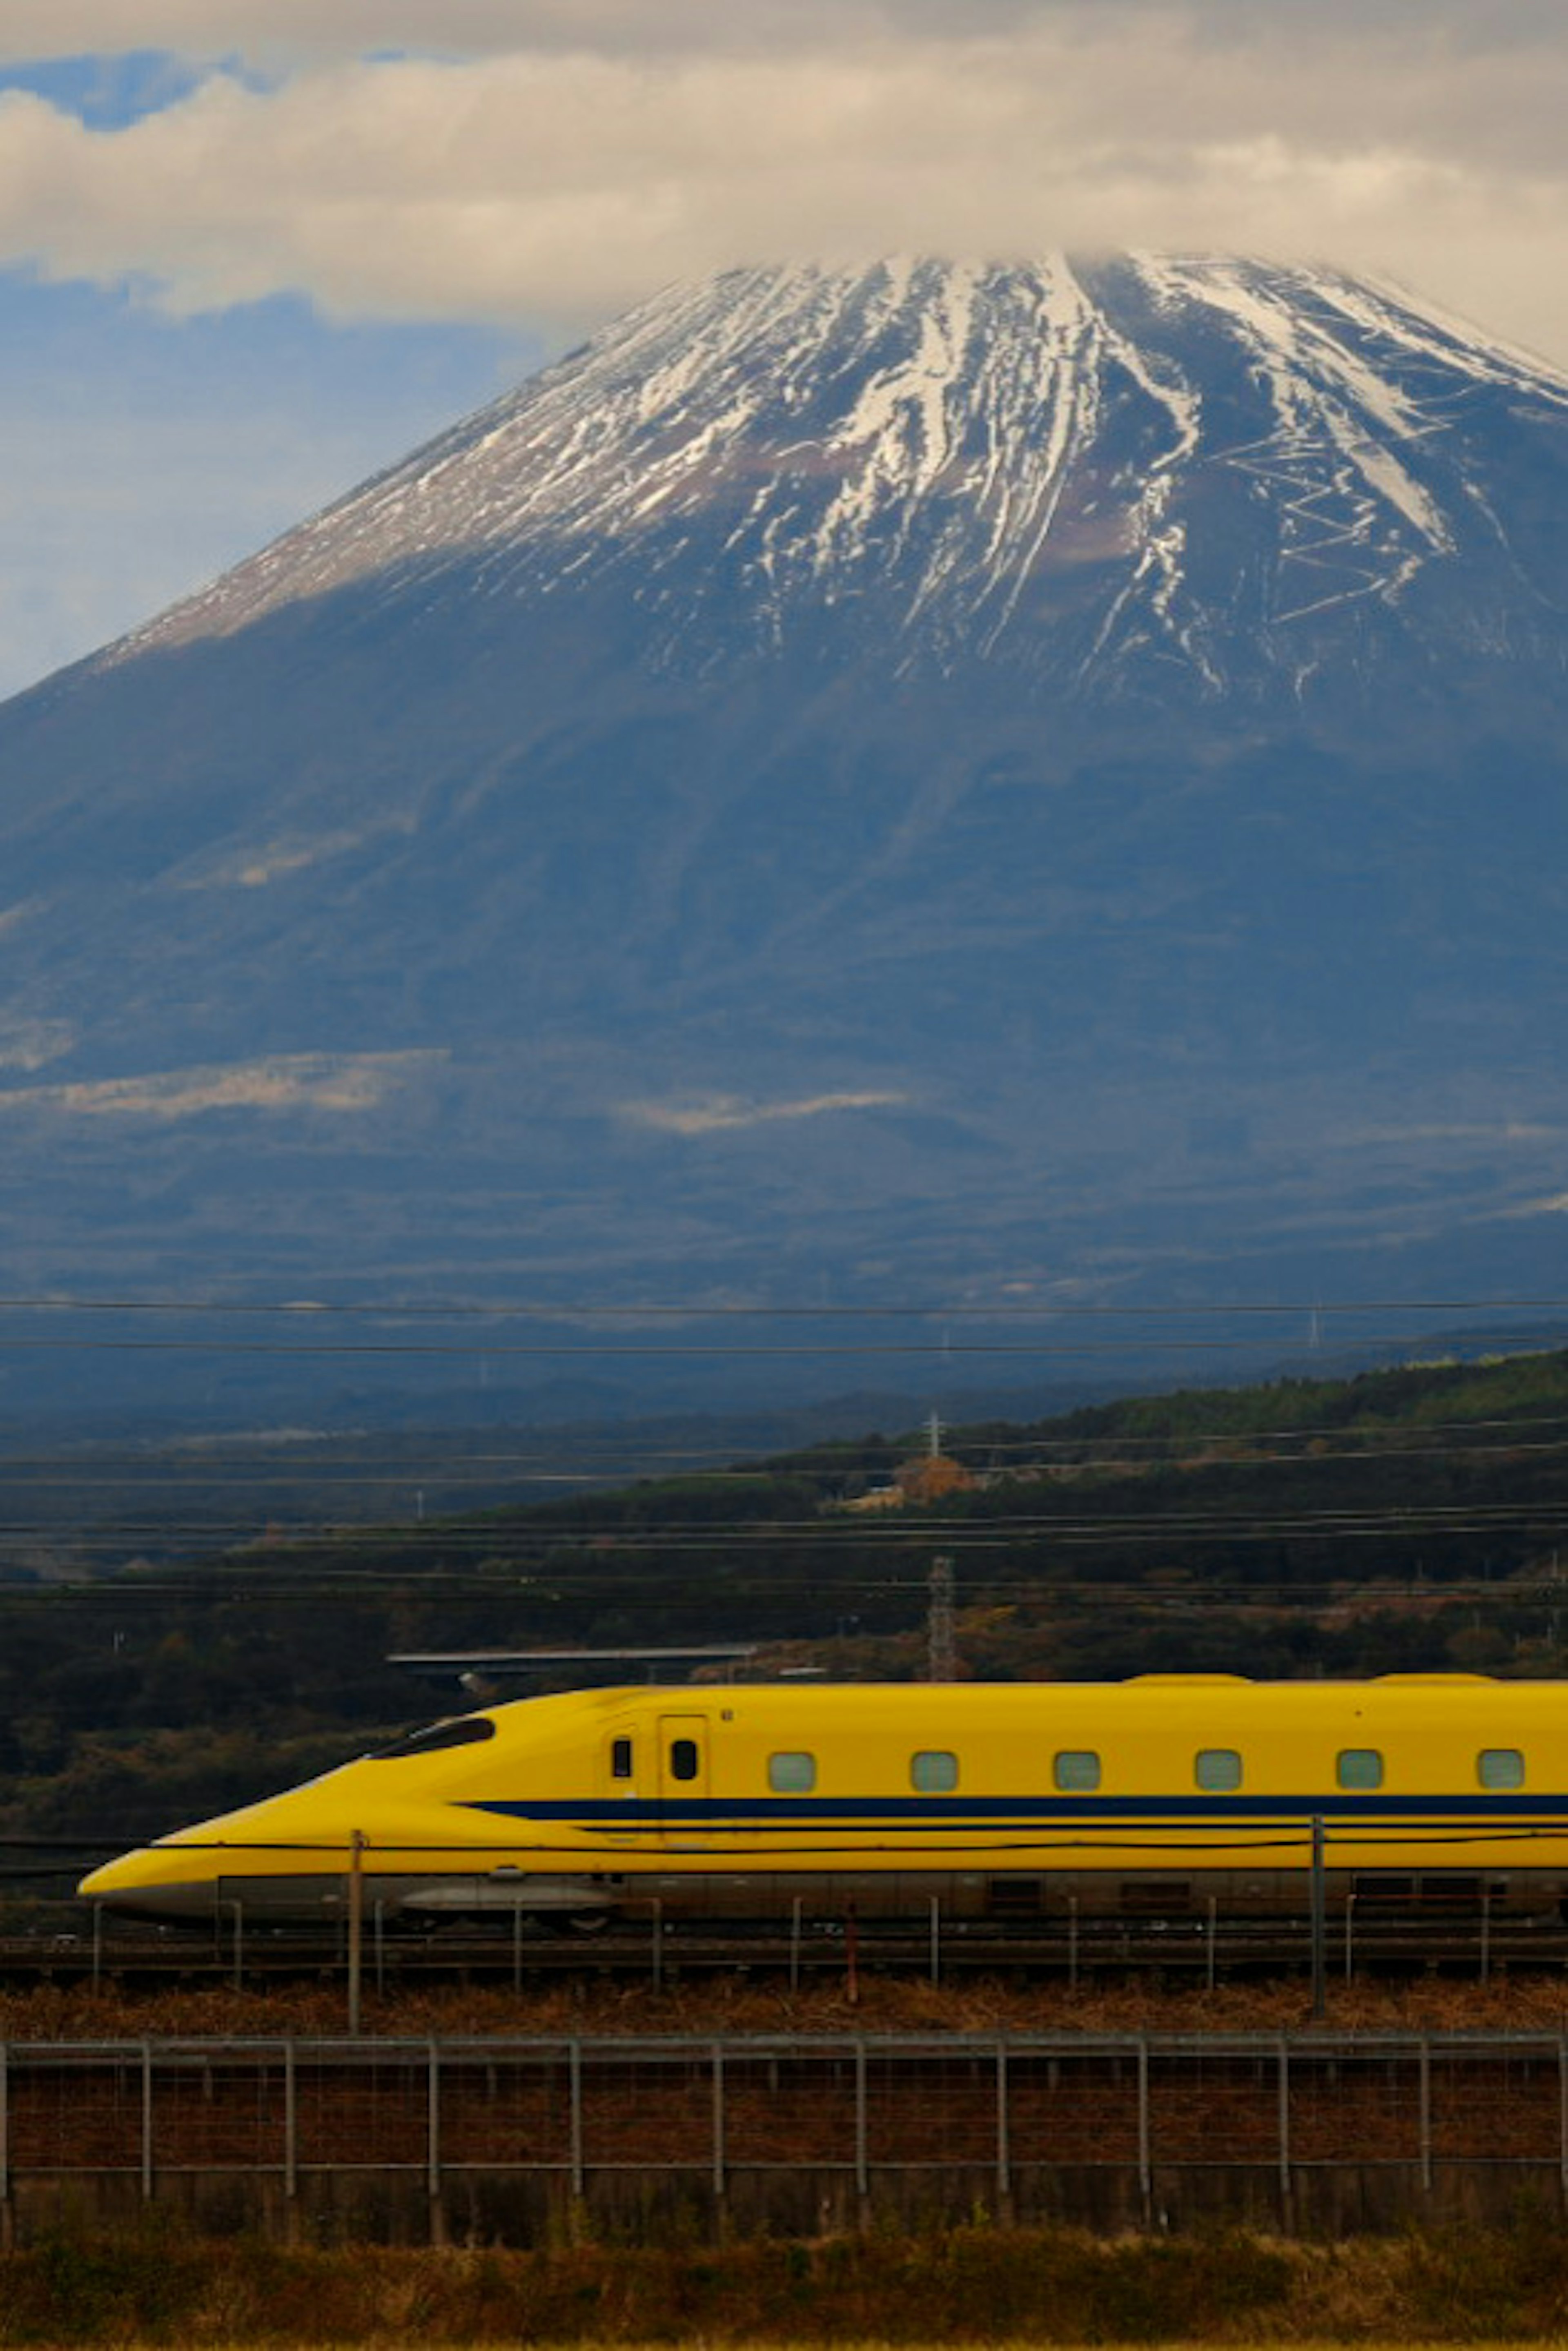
[368, 1715, 496, 1760]
[911, 1750, 959, 1793]
[1478, 1747, 1525, 1789]
[669, 1738, 700, 1782]
[769, 1751, 817, 1793]
[1054, 1750, 1101, 1792]
[1195, 1748, 1242, 1792]
[1337, 1748, 1384, 1790]
[610, 1738, 634, 1780]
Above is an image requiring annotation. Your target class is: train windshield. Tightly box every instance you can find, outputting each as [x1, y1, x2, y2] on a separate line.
[368, 1715, 497, 1760]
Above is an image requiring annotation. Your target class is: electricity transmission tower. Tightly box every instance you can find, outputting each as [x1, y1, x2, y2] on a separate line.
[927, 1554, 956, 1681]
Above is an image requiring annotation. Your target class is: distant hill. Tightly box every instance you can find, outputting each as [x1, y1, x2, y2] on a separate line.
[9, 1342, 1568, 1873]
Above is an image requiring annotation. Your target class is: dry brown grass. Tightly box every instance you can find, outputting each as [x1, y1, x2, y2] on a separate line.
[7, 1970, 1568, 2044]
[7, 2226, 1568, 2344]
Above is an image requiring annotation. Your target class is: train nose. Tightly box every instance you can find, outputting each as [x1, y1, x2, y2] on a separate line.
[78, 1847, 222, 1921]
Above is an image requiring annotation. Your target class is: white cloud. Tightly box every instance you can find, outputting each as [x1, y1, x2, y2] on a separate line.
[1502, 1192, 1568, 1220]
[627, 1091, 910, 1136]
[0, 2, 1552, 68]
[0, 1049, 446, 1119]
[0, 16, 1564, 363]
[0, 1016, 73, 1071]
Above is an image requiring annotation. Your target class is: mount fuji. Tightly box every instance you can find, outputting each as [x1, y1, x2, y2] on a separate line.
[1, 254, 1568, 1397]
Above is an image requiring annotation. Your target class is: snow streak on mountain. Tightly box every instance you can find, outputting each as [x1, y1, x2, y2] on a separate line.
[118, 254, 1568, 700]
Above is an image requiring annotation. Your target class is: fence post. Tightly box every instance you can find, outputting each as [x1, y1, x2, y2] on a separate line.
[1559, 2039, 1568, 2207]
[930, 1894, 942, 1988]
[91, 1903, 103, 1993]
[1278, 2036, 1292, 2229]
[1068, 1896, 1079, 1990]
[854, 2040, 869, 2206]
[569, 2041, 584, 2198]
[284, 2040, 297, 2201]
[1418, 2038, 1432, 2192]
[1310, 1816, 1327, 2020]
[141, 2041, 155, 2201]
[711, 2042, 726, 2202]
[1205, 1896, 1217, 1991]
[346, 1831, 365, 2037]
[1344, 1891, 1357, 1982]
[995, 2041, 1011, 2205]
[0, 2042, 9, 2213]
[790, 1897, 803, 1992]
[1136, 2037, 1152, 2228]
[427, 2041, 442, 2204]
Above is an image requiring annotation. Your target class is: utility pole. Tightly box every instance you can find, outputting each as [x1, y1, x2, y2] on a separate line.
[346, 1829, 366, 2037]
[928, 1554, 956, 1682]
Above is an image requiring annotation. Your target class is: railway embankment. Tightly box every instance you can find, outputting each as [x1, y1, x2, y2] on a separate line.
[9, 1979, 1568, 2339]
[7, 1980, 1568, 2251]
[7, 1967, 1568, 2041]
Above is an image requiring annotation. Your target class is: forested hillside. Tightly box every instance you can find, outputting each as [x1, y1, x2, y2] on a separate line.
[6, 1347, 1568, 1880]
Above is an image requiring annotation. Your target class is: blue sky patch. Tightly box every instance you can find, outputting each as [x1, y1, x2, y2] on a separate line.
[0, 51, 218, 129]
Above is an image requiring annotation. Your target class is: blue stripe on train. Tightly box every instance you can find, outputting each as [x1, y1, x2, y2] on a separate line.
[459, 1791, 1568, 1827]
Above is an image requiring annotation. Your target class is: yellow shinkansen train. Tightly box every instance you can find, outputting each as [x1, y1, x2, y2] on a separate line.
[78, 1673, 1568, 1927]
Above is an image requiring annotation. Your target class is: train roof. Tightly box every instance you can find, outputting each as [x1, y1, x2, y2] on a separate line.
[474, 1673, 1564, 1721]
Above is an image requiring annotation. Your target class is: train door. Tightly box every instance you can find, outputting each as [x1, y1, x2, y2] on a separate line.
[657, 1714, 709, 1818]
[596, 1716, 645, 1843]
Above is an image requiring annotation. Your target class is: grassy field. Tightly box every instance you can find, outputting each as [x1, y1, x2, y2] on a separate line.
[7, 2227, 1568, 2345]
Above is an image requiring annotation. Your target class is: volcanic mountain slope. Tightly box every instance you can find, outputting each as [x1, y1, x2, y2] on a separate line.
[1, 254, 1567, 1351]
[112, 254, 1568, 696]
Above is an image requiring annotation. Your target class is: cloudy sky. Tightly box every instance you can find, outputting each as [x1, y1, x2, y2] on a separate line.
[1, 0, 1565, 700]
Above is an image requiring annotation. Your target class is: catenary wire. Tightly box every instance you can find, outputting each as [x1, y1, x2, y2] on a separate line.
[0, 1292, 1565, 1318]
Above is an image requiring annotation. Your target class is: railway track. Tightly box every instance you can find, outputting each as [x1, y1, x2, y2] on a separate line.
[5, 1908, 1566, 1987]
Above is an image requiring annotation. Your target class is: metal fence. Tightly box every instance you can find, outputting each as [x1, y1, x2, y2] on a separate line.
[11, 1883, 1557, 2010]
[5, 2032, 1568, 2214]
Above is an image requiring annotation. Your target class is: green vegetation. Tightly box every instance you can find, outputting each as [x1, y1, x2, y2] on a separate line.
[9, 1346, 1568, 1866]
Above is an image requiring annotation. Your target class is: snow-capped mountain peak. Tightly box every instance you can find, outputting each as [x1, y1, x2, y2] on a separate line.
[116, 254, 1568, 700]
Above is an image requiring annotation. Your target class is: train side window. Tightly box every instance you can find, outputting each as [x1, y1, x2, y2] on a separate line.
[610, 1737, 634, 1780]
[1337, 1748, 1384, 1790]
[670, 1738, 700, 1782]
[769, 1751, 816, 1793]
[911, 1750, 959, 1793]
[1054, 1750, 1101, 1792]
[1479, 1747, 1525, 1789]
[1196, 1748, 1242, 1791]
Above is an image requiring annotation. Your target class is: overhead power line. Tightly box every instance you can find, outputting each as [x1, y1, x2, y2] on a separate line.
[0, 1335, 1503, 1358]
[0, 1292, 1564, 1319]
